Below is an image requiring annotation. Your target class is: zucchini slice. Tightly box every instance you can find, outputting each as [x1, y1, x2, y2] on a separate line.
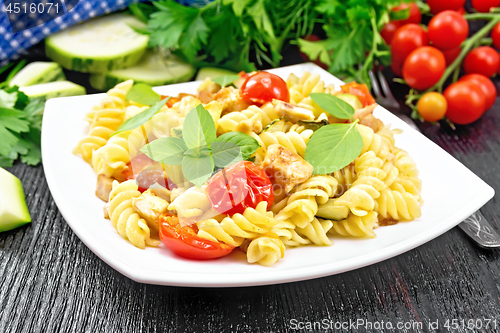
[89, 51, 195, 91]
[19, 81, 86, 100]
[9, 62, 65, 87]
[45, 14, 149, 73]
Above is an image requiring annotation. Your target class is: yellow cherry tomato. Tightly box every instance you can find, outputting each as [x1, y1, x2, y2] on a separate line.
[416, 92, 447, 122]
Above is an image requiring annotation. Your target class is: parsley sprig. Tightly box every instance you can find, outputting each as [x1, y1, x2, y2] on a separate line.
[140, 104, 260, 187]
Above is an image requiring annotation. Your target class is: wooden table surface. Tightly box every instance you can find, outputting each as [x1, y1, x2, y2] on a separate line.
[2, 46, 500, 333]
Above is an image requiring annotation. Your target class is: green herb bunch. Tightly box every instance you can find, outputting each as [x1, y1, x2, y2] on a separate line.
[130, 0, 318, 72]
[0, 62, 44, 168]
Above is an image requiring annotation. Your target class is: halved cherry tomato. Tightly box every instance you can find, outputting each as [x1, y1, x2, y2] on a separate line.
[427, 0, 466, 14]
[428, 11, 469, 51]
[122, 153, 175, 192]
[381, 21, 401, 45]
[391, 24, 428, 63]
[403, 46, 446, 90]
[240, 71, 290, 104]
[417, 92, 447, 122]
[340, 82, 376, 106]
[444, 81, 486, 124]
[459, 74, 497, 111]
[159, 215, 234, 260]
[392, 2, 422, 25]
[206, 161, 274, 216]
[463, 46, 500, 77]
[471, 0, 500, 12]
[492, 22, 500, 50]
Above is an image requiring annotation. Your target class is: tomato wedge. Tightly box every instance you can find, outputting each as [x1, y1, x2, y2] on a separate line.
[206, 161, 274, 216]
[159, 215, 234, 260]
[340, 82, 376, 107]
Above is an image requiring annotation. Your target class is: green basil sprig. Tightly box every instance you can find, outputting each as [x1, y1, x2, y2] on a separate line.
[126, 83, 161, 106]
[309, 93, 355, 120]
[112, 97, 169, 137]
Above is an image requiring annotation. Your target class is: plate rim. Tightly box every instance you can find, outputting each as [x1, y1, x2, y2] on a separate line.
[41, 63, 495, 287]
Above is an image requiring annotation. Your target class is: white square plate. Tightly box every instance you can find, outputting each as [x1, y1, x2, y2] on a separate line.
[42, 63, 495, 287]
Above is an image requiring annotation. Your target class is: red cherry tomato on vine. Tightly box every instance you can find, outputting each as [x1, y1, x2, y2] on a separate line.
[471, 0, 500, 12]
[444, 81, 486, 124]
[240, 71, 290, 104]
[391, 24, 428, 63]
[442, 47, 462, 66]
[392, 2, 422, 25]
[463, 46, 500, 77]
[403, 46, 446, 90]
[427, 0, 466, 14]
[428, 11, 469, 51]
[159, 215, 234, 260]
[455, 7, 466, 15]
[381, 21, 401, 45]
[459, 74, 497, 111]
[491, 22, 500, 50]
[340, 82, 376, 107]
[391, 57, 404, 77]
[206, 161, 274, 216]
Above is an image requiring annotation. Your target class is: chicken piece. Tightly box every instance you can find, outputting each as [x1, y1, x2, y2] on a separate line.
[213, 86, 251, 114]
[132, 190, 169, 232]
[167, 186, 213, 224]
[272, 100, 315, 123]
[96, 174, 114, 202]
[103, 203, 110, 219]
[262, 144, 313, 193]
[353, 104, 381, 131]
[149, 183, 171, 202]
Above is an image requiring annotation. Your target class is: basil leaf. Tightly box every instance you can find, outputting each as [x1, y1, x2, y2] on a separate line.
[182, 148, 214, 187]
[183, 104, 216, 149]
[211, 141, 243, 168]
[140, 137, 187, 165]
[212, 74, 240, 87]
[214, 132, 260, 160]
[309, 93, 355, 120]
[112, 98, 168, 136]
[305, 122, 363, 174]
[126, 83, 161, 106]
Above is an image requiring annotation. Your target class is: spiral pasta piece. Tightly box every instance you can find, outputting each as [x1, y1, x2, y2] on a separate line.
[377, 189, 422, 221]
[296, 218, 334, 246]
[327, 211, 378, 238]
[92, 133, 131, 180]
[393, 147, 419, 178]
[242, 233, 285, 266]
[108, 180, 159, 249]
[275, 175, 337, 228]
[358, 124, 391, 162]
[73, 80, 133, 163]
[217, 103, 279, 134]
[332, 164, 357, 196]
[196, 202, 277, 247]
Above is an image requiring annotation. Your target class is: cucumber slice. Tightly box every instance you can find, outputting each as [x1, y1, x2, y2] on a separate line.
[195, 67, 237, 81]
[0, 168, 31, 232]
[45, 14, 149, 73]
[19, 81, 86, 100]
[89, 51, 196, 91]
[9, 62, 65, 87]
[336, 93, 363, 111]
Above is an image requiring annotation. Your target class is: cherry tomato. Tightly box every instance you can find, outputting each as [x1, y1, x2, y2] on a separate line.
[381, 21, 401, 45]
[491, 22, 500, 50]
[428, 11, 469, 51]
[122, 153, 175, 192]
[417, 92, 447, 122]
[444, 81, 486, 124]
[240, 71, 290, 104]
[159, 215, 234, 260]
[442, 47, 462, 66]
[403, 46, 446, 90]
[392, 2, 422, 25]
[298, 35, 329, 69]
[471, 0, 500, 12]
[463, 46, 500, 77]
[427, 0, 466, 14]
[391, 56, 404, 77]
[340, 82, 376, 107]
[391, 24, 428, 63]
[206, 161, 274, 216]
[455, 7, 466, 15]
[459, 74, 497, 111]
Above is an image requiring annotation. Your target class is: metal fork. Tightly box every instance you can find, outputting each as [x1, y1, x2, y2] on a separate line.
[369, 69, 500, 249]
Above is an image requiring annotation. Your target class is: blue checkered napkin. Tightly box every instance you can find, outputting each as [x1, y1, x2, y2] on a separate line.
[0, 0, 139, 66]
